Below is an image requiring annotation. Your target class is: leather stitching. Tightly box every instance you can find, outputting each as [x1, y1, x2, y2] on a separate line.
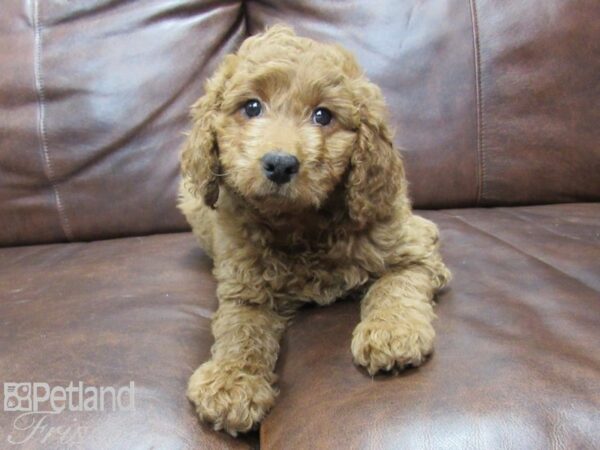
[32, 0, 74, 241]
[468, 0, 486, 204]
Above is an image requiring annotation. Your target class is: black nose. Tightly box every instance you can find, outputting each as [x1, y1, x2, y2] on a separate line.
[261, 151, 299, 185]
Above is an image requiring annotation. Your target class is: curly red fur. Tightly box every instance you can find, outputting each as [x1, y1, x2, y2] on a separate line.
[178, 25, 450, 435]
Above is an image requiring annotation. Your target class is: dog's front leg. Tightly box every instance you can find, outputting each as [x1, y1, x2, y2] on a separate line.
[187, 301, 287, 435]
[351, 264, 439, 375]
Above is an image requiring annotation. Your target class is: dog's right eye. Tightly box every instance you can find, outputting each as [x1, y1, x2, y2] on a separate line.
[243, 99, 262, 118]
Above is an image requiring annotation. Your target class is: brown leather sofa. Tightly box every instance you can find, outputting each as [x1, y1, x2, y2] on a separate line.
[1, 1, 599, 449]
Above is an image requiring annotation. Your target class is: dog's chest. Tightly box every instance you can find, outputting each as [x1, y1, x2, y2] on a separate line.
[264, 243, 377, 306]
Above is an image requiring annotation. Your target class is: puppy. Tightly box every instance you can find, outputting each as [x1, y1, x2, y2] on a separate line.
[178, 25, 450, 435]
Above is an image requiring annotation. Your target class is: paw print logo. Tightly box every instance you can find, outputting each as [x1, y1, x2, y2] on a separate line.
[3, 383, 32, 412]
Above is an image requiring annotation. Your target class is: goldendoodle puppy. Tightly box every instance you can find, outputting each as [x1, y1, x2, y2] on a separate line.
[179, 25, 450, 435]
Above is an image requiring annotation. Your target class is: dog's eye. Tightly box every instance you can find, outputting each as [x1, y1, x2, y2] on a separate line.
[312, 107, 333, 126]
[243, 99, 262, 118]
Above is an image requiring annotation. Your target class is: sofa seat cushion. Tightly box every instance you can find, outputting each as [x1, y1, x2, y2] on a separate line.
[0, 234, 254, 449]
[260, 203, 600, 449]
[1, 203, 599, 449]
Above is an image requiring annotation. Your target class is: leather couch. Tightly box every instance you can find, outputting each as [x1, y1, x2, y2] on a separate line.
[1, 1, 599, 448]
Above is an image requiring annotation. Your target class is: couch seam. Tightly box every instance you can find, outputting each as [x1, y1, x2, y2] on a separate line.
[468, 0, 486, 205]
[242, 0, 249, 36]
[32, 0, 74, 241]
[439, 211, 600, 293]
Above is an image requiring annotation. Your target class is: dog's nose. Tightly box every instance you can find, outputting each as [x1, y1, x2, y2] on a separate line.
[261, 151, 299, 185]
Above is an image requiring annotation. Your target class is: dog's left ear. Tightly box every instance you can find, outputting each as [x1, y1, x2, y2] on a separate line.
[346, 79, 406, 229]
[181, 55, 236, 208]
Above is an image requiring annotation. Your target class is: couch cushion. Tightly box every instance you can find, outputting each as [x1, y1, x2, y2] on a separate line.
[0, 234, 254, 449]
[1, 204, 598, 448]
[0, 0, 246, 246]
[249, 1, 600, 209]
[260, 203, 600, 449]
[247, 0, 481, 209]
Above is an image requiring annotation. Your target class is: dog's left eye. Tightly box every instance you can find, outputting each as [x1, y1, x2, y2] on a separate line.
[312, 107, 333, 126]
[243, 99, 262, 118]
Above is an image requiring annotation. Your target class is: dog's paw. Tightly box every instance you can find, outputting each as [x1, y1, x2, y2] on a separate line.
[351, 318, 435, 375]
[187, 359, 277, 436]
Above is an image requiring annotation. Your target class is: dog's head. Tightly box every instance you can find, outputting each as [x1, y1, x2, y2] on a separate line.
[181, 25, 404, 228]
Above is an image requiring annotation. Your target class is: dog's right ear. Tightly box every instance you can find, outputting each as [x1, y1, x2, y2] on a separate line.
[181, 55, 236, 208]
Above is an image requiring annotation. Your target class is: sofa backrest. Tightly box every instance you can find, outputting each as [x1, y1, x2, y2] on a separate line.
[1, 0, 598, 246]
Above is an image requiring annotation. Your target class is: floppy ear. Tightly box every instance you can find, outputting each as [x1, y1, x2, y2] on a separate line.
[181, 55, 236, 208]
[346, 80, 406, 229]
